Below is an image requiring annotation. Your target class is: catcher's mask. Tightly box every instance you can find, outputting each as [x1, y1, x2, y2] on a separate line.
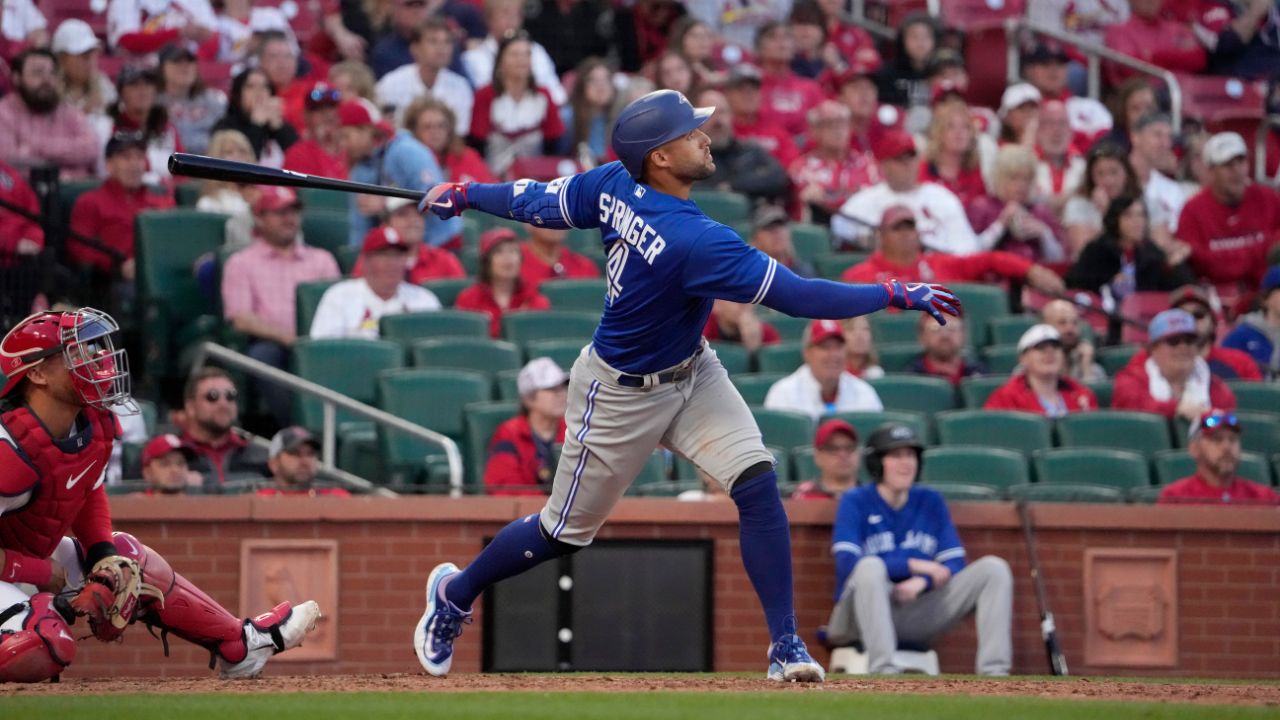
[0, 307, 135, 412]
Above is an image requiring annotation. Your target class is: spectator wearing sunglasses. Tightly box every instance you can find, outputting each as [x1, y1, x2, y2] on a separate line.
[1112, 309, 1236, 420]
[1158, 411, 1279, 505]
[984, 324, 1097, 417]
[283, 83, 348, 179]
[177, 367, 270, 489]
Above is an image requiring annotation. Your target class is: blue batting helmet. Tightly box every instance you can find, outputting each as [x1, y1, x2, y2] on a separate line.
[611, 89, 714, 179]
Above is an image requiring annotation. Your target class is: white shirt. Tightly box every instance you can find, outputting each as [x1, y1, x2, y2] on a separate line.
[309, 279, 441, 339]
[763, 365, 883, 421]
[375, 64, 473, 135]
[1144, 169, 1186, 234]
[216, 7, 298, 65]
[108, 0, 217, 49]
[835, 181, 984, 255]
[2, 0, 46, 42]
[1034, 154, 1086, 199]
[461, 36, 567, 106]
[1065, 96, 1113, 137]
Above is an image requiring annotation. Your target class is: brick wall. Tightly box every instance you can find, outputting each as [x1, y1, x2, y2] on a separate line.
[67, 498, 1280, 678]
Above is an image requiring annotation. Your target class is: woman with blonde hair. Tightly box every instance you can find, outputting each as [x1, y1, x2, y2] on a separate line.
[197, 129, 259, 251]
[328, 61, 378, 102]
[920, 98, 989, 207]
[843, 315, 883, 379]
[968, 144, 1065, 262]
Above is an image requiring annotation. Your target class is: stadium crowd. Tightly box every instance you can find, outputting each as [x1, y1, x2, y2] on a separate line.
[0, 0, 1277, 506]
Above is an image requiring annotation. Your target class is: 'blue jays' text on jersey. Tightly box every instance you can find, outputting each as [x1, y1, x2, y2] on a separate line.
[529, 162, 779, 374]
[830, 484, 966, 599]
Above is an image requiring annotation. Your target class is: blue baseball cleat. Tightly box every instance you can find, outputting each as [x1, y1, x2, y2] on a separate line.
[766, 634, 826, 682]
[414, 563, 472, 677]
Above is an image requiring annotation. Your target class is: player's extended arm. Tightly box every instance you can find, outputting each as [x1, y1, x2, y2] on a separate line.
[762, 262, 962, 326]
[421, 178, 589, 230]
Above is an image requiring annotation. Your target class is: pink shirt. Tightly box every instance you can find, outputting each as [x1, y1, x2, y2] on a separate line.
[221, 238, 340, 336]
[0, 96, 100, 179]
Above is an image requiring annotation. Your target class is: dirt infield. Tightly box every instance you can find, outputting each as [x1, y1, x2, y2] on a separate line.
[3, 674, 1278, 706]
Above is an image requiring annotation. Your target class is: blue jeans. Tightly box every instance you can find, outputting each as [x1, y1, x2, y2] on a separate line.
[247, 339, 292, 426]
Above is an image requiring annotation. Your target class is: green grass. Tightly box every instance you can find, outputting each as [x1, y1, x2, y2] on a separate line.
[1, 691, 1273, 720]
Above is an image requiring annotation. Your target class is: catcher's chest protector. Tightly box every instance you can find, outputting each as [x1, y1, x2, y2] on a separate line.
[0, 406, 117, 559]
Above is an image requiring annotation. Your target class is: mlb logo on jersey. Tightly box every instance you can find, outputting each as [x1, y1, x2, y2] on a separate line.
[634, 186, 645, 199]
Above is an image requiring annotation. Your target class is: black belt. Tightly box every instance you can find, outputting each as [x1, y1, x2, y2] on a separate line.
[616, 346, 703, 388]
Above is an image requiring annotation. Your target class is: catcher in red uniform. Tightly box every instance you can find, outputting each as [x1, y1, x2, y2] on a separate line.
[0, 308, 320, 682]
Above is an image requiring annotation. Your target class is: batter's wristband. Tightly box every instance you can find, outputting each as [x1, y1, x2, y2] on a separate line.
[1, 549, 53, 586]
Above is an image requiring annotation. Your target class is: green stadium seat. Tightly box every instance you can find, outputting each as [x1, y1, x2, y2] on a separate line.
[496, 368, 522, 401]
[876, 343, 921, 372]
[1006, 483, 1125, 503]
[377, 368, 490, 484]
[823, 410, 931, 446]
[1097, 344, 1141, 375]
[928, 483, 1003, 501]
[502, 310, 599, 345]
[869, 313, 919, 344]
[988, 316, 1038, 346]
[380, 309, 491, 345]
[676, 447, 790, 486]
[1032, 447, 1150, 490]
[757, 312, 810, 341]
[410, 337, 521, 382]
[751, 407, 816, 453]
[935, 410, 1052, 455]
[296, 280, 340, 336]
[959, 376, 1008, 409]
[947, 284, 1010, 347]
[790, 447, 818, 484]
[135, 399, 158, 436]
[1130, 485, 1165, 503]
[464, 401, 519, 491]
[921, 446, 1029, 495]
[791, 223, 833, 261]
[524, 338, 589, 368]
[333, 245, 360, 274]
[1151, 449, 1272, 487]
[563, 227, 602, 254]
[297, 187, 350, 212]
[709, 343, 751, 374]
[755, 341, 803, 373]
[57, 179, 101, 229]
[135, 209, 230, 377]
[292, 338, 403, 429]
[468, 213, 528, 240]
[1227, 382, 1280, 414]
[175, 183, 201, 207]
[690, 189, 750, 226]
[982, 345, 1021, 374]
[300, 210, 351, 255]
[868, 375, 957, 415]
[731, 373, 785, 405]
[460, 245, 480, 275]
[625, 452, 674, 495]
[1086, 380, 1113, 408]
[813, 252, 866, 279]
[337, 424, 382, 482]
[423, 279, 473, 307]
[540, 279, 606, 313]
[1056, 411, 1172, 456]
[1237, 412, 1280, 457]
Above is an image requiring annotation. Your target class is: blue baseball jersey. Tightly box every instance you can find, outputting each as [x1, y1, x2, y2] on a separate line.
[831, 484, 966, 599]
[538, 161, 777, 374]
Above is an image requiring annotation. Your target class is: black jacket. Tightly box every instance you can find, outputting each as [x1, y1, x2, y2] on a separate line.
[1064, 234, 1196, 294]
[697, 140, 790, 205]
[211, 110, 299, 160]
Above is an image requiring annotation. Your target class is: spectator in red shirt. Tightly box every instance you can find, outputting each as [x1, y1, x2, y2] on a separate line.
[456, 228, 551, 337]
[920, 98, 989, 208]
[790, 100, 879, 226]
[520, 225, 600, 289]
[484, 357, 569, 495]
[668, 16, 729, 89]
[1158, 410, 1280, 505]
[815, 0, 882, 71]
[828, 60, 894, 161]
[407, 96, 496, 188]
[906, 312, 987, 385]
[984, 324, 1098, 416]
[1162, 285, 1262, 381]
[1112, 309, 1237, 419]
[750, 204, 816, 278]
[703, 300, 781, 351]
[0, 159, 44, 260]
[755, 20, 824, 139]
[1103, 0, 1207, 85]
[469, 32, 565, 178]
[177, 367, 270, 489]
[791, 419, 860, 501]
[283, 83, 347, 179]
[257, 31, 320, 133]
[259, 426, 351, 497]
[353, 197, 465, 283]
[841, 205, 1065, 294]
[725, 64, 799, 170]
[139, 433, 202, 495]
[69, 132, 175, 278]
[1177, 132, 1280, 291]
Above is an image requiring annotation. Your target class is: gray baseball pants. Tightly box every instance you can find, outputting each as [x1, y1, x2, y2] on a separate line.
[539, 341, 774, 545]
[826, 555, 1014, 675]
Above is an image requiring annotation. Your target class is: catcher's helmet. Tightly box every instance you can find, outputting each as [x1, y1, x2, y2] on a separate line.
[0, 308, 133, 410]
[863, 423, 924, 480]
[611, 89, 714, 179]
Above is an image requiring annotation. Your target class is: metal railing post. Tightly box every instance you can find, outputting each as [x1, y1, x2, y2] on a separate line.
[322, 401, 337, 469]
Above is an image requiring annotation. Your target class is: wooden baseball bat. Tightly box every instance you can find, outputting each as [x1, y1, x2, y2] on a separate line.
[1018, 500, 1069, 676]
[167, 153, 422, 200]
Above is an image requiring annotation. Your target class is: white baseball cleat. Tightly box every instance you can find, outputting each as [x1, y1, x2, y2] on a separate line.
[414, 562, 472, 677]
[219, 600, 321, 679]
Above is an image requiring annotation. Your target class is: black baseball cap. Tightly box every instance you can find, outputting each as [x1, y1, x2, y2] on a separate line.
[1023, 42, 1069, 66]
[268, 426, 321, 458]
[158, 43, 197, 64]
[104, 131, 147, 158]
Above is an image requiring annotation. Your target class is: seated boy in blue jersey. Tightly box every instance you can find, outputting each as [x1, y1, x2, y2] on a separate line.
[827, 423, 1014, 675]
[413, 89, 963, 683]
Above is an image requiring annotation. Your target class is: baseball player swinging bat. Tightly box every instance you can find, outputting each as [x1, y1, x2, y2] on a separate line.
[168, 153, 423, 200]
[1017, 500, 1069, 676]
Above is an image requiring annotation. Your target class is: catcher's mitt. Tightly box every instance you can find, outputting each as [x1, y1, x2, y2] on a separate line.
[69, 555, 163, 641]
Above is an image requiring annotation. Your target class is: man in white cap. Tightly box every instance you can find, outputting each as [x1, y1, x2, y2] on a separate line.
[1176, 131, 1280, 289]
[310, 225, 441, 339]
[984, 324, 1098, 416]
[484, 358, 569, 495]
[764, 319, 883, 420]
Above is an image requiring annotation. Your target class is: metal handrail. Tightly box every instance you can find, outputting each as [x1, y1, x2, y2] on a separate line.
[242, 433, 397, 497]
[1004, 18, 1182, 134]
[191, 342, 465, 497]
